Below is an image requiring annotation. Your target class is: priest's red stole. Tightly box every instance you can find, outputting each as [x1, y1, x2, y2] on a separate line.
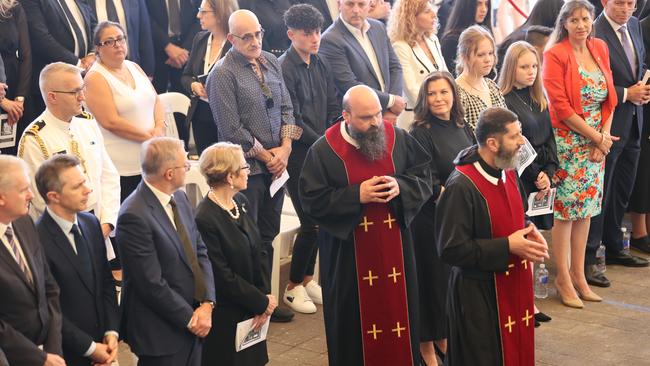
[325, 121, 414, 366]
[456, 163, 535, 366]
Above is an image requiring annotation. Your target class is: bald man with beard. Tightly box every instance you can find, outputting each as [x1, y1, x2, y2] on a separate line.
[299, 85, 432, 365]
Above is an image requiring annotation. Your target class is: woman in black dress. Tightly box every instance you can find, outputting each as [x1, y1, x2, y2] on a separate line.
[409, 71, 475, 366]
[499, 41, 558, 230]
[195, 142, 277, 366]
[0, 0, 31, 155]
[181, 0, 236, 154]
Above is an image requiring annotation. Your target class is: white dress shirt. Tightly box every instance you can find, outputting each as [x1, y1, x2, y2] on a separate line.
[94, 0, 128, 37]
[144, 181, 176, 228]
[60, 0, 88, 56]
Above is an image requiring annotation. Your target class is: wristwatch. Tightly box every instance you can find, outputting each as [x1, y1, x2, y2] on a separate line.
[15, 96, 25, 102]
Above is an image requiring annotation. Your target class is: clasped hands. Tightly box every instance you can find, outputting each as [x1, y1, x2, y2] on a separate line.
[589, 131, 619, 163]
[258, 145, 291, 179]
[360, 175, 400, 204]
[187, 302, 213, 338]
[508, 224, 550, 263]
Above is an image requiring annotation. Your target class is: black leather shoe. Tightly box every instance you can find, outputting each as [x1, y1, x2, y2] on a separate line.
[535, 312, 552, 322]
[606, 250, 650, 267]
[585, 265, 611, 287]
[270, 307, 294, 323]
[631, 236, 650, 254]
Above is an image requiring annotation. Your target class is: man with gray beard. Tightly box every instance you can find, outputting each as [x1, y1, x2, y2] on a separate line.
[436, 107, 549, 365]
[299, 85, 432, 365]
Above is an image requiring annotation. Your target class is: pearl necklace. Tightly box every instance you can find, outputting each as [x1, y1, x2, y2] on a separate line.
[209, 190, 240, 219]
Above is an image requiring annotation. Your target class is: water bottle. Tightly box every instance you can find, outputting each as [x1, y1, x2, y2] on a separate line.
[596, 243, 607, 273]
[534, 264, 549, 299]
[621, 227, 631, 255]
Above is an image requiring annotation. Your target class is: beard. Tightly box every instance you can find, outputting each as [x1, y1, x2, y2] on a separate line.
[349, 122, 387, 161]
[494, 144, 520, 170]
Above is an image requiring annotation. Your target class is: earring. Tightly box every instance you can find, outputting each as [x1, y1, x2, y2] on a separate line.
[230, 184, 234, 189]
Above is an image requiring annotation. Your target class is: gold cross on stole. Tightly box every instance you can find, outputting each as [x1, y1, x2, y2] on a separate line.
[504, 315, 516, 333]
[391, 322, 406, 338]
[363, 270, 379, 286]
[505, 263, 515, 276]
[388, 266, 402, 283]
[359, 216, 374, 232]
[367, 324, 383, 340]
[383, 213, 396, 229]
[522, 309, 533, 327]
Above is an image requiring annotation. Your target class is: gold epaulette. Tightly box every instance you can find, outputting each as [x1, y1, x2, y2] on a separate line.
[18, 120, 49, 159]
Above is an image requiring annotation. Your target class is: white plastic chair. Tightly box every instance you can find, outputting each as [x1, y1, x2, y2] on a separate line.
[158, 92, 190, 140]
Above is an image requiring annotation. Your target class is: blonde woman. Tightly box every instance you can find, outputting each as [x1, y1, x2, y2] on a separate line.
[388, 0, 447, 129]
[454, 25, 506, 130]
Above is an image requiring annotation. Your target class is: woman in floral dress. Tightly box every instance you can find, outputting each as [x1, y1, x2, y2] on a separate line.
[543, 0, 617, 308]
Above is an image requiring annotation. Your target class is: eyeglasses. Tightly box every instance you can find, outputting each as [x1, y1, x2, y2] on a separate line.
[171, 162, 191, 172]
[239, 164, 251, 171]
[231, 28, 265, 43]
[51, 85, 86, 97]
[97, 36, 128, 48]
[197, 7, 213, 14]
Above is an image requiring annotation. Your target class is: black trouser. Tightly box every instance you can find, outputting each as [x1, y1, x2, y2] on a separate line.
[138, 337, 202, 366]
[586, 122, 641, 264]
[286, 145, 319, 284]
[191, 101, 218, 156]
[240, 174, 284, 294]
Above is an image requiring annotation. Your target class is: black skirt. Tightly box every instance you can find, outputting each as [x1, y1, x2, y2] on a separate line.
[629, 109, 650, 213]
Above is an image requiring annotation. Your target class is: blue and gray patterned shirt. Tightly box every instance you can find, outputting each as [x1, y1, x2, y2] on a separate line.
[206, 48, 301, 175]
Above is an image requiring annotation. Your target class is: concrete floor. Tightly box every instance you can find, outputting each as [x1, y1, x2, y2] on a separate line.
[117, 234, 650, 366]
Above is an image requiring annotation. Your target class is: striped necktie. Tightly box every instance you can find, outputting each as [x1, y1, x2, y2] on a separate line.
[5, 226, 34, 286]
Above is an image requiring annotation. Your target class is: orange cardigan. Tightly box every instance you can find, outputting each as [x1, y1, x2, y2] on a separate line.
[542, 38, 618, 130]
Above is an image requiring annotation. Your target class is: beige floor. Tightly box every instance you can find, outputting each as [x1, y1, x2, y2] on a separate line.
[117, 233, 650, 366]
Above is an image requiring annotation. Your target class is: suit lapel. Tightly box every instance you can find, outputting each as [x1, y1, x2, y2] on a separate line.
[367, 24, 388, 87]
[412, 43, 434, 74]
[50, 0, 72, 35]
[337, 20, 382, 86]
[141, 185, 193, 271]
[43, 212, 95, 294]
[597, 17, 635, 78]
[9, 221, 38, 294]
[0, 242, 35, 293]
[629, 20, 644, 78]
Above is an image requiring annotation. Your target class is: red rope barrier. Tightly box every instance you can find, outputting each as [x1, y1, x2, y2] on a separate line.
[505, 0, 529, 19]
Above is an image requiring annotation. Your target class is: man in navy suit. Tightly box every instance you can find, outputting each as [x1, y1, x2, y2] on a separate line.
[116, 137, 215, 366]
[587, 0, 650, 287]
[87, 0, 155, 76]
[318, 0, 404, 122]
[0, 155, 65, 366]
[34, 154, 120, 366]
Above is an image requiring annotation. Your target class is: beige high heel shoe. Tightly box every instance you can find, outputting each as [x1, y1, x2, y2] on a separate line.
[555, 279, 584, 309]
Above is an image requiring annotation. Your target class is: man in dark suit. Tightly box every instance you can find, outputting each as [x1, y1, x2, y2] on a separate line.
[146, 0, 200, 92]
[298, 0, 336, 30]
[34, 154, 120, 366]
[116, 137, 215, 366]
[87, 0, 156, 76]
[587, 0, 650, 287]
[319, 0, 404, 122]
[21, 0, 96, 121]
[0, 155, 65, 366]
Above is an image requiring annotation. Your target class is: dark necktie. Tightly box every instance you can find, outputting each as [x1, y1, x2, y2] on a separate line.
[619, 25, 637, 76]
[169, 197, 207, 302]
[4, 226, 34, 287]
[168, 0, 181, 37]
[57, 0, 87, 57]
[70, 224, 95, 289]
[106, 0, 120, 23]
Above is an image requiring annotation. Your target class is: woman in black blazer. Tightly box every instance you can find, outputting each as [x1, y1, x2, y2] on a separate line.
[0, 0, 31, 156]
[181, 0, 236, 154]
[195, 142, 278, 366]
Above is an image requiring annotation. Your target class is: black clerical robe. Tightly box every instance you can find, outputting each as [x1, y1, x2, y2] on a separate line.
[436, 146, 534, 366]
[299, 121, 432, 366]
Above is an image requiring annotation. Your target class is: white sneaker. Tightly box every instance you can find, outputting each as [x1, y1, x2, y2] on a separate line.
[304, 280, 323, 305]
[283, 285, 317, 314]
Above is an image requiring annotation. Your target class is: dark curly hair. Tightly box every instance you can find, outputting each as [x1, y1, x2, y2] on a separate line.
[283, 3, 324, 31]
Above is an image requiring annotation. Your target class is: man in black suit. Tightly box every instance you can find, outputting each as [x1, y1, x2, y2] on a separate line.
[116, 137, 215, 366]
[34, 154, 120, 366]
[0, 155, 65, 366]
[146, 0, 200, 92]
[21, 0, 96, 121]
[587, 0, 650, 287]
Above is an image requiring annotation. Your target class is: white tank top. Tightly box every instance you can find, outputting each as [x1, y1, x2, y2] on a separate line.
[91, 60, 156, 176]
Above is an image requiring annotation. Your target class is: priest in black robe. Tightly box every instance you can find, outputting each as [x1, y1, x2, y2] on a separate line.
[436, 107, 549, 366]
[299, 85, 432, 366]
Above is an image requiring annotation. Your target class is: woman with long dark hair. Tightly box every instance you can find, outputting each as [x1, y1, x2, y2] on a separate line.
[409, 71, 474, 366]
[440, 0, 492, 73]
